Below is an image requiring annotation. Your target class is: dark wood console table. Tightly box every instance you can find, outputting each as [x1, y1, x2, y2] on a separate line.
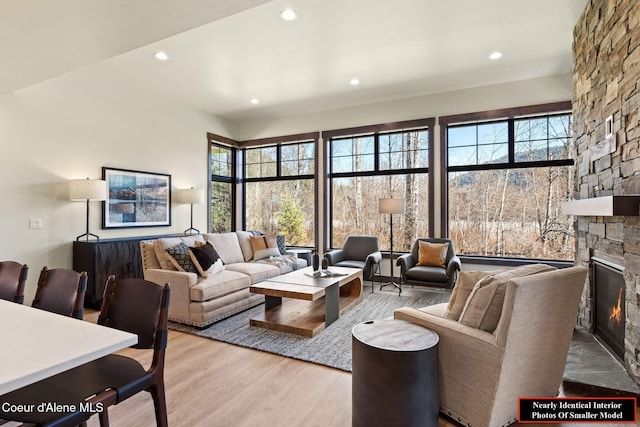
[73, 234, 182, 308]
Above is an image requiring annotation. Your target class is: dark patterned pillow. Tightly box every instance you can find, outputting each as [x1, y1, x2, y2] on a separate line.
[189, 242, 222, 277]
[165, 243, 197, 273]
[277, 235, 286, 255]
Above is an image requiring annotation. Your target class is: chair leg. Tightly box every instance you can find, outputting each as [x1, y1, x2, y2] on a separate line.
[150, 383, 169, 427]
[98, 410, 110, 427]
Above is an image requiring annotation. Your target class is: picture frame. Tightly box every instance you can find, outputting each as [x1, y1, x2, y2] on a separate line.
[102, 167, 171, 229]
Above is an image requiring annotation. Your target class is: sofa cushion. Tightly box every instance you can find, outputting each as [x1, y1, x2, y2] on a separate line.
[190, 270, 252, 302]
[204, 232, 245, 264]
[417, 241, 449, 267]
[225, 262, 280, 284]
[459, 264, 556, 332]
[166, 243, 198, 273]
[443, 271, 494, 321]
[189, 241, 222, 277]
[153, 235, 205, 270]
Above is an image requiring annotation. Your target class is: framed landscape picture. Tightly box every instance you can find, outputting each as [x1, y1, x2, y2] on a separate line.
[102, 167, 171, 228]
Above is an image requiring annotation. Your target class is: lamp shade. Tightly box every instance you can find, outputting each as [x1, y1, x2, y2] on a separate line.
[69, 179, 107, 201]
[379, 198, 405, 214]
[177, 188, 205, 204]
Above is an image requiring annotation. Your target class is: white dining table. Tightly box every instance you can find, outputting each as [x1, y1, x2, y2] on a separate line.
[0, 299, 137, 396]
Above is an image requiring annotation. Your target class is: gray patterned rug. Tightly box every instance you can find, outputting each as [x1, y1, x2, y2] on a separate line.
[169, 289, 450, 372]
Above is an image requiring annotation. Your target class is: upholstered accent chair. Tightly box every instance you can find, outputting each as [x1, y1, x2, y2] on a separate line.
[396, 238, 461, 288]
[324, 235, 382, 281]
[394, 265, 588, 427]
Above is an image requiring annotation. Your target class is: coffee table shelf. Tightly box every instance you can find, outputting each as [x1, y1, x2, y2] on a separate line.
[249, 266, 363, 337]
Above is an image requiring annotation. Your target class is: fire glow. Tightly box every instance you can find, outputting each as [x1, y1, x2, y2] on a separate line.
[609, 287, 623, 325]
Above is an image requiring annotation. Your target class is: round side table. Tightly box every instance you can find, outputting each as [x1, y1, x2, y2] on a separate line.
[352, 319, 439, 427]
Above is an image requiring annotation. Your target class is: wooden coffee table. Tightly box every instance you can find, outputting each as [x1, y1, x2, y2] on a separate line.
[249, 266, 363, 337]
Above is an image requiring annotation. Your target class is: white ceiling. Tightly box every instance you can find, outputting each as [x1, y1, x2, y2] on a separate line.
[2, 0, 587, 123]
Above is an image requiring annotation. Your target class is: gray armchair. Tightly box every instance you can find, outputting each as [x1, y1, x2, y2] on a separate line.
[324, 236, 382, 281]
[396, 238, 461, 288]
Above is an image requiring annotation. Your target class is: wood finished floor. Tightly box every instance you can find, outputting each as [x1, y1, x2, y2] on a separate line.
[77, 308, 640, 427]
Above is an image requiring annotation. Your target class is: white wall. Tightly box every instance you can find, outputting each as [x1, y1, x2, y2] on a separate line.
[0, 68, 235, 302]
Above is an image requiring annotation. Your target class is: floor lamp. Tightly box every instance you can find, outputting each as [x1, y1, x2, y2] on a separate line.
[379, 198, 404, 294]
[178, 188, 205, 235]
[69, 178, 107, 241]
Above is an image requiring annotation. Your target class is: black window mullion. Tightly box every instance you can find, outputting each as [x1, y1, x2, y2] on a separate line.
[508, 119, 515, 163]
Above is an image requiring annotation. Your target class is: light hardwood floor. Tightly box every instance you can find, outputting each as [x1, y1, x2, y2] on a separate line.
[80, 310, 639, 427]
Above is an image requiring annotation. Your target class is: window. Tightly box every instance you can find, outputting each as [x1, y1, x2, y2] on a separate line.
[208, 136, 236, 233]
[443, 104, 574, 260]
[243, 137, 317, 247]
[325, 119, 434, 252]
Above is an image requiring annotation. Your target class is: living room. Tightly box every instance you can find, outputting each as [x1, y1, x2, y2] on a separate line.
[2, 0, 639, 426]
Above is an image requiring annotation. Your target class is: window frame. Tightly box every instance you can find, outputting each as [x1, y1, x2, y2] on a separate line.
[207, 133, 238, 233]
[323, 118, 435, 250]
[241, 132, 320, 249]
[439, 101, 574, 260]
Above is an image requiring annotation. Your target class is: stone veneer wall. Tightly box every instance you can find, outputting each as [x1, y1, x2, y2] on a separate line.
[573, 0, 640, 383]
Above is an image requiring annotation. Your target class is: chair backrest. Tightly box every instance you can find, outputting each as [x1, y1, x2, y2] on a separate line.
[411, 238, 456, 263]
[342, 236, 380, 261]
[0, 261, 28, 304]
[31, 267, 87, 319]
[98, 276, 170, 351]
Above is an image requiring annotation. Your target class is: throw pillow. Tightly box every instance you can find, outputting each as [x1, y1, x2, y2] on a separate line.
[253, 247, 281, 261]
[417, 241, 449, 267]
[204, 232, 245, 264]
[165, 243, 197, 273]
[189, 241, 222, 277]
[458, 264, 556, 332]
[276, 235, 287, 255]
[443, 271, 493, 321]
[250, 234, 278, 260]
[235, 231, 254, 262]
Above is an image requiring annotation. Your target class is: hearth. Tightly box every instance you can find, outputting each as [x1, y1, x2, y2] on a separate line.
[592, 257, 625, 362]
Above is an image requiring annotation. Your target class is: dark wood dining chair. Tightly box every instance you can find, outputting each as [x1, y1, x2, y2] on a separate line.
[0, 276, 171, 427]
[0, 261, 28, 304]
[31, 267, 87, 319]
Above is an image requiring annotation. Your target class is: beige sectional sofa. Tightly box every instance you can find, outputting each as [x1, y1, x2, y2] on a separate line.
[140, 231, 306, 327]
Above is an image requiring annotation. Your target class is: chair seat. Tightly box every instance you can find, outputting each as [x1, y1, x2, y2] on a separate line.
[334, 260, 366, 270]
[58, 354, 152, 403]
[406, 266, 448, 283]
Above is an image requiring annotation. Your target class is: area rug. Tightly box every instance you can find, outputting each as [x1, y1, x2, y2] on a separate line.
[169, 290, 450, 372]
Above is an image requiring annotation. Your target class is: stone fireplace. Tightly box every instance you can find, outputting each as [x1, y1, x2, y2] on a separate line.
[572, 0, 640, 385]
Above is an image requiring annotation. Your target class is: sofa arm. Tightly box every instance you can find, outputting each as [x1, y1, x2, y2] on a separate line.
[144, 268, 198, 324]
[324, 249, 345, 265]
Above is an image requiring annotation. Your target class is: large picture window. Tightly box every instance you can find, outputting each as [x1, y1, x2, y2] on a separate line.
[243, 137, 317, 247]
[325, 119, 434, 252]
[443, 104, 574, 260]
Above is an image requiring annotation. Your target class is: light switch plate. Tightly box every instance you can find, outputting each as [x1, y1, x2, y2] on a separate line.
[29, 218, 43, 229]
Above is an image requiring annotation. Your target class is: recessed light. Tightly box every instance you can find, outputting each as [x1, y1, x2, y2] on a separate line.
[489, 51, 503, 60]
[154, 51, 169, 61]
[349, 78, 360, 86]
[280, 8, 297, 21]
[250, 98, 260, 105]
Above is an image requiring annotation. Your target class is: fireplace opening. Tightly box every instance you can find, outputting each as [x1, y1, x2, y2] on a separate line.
[592, 257, 625, 361]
